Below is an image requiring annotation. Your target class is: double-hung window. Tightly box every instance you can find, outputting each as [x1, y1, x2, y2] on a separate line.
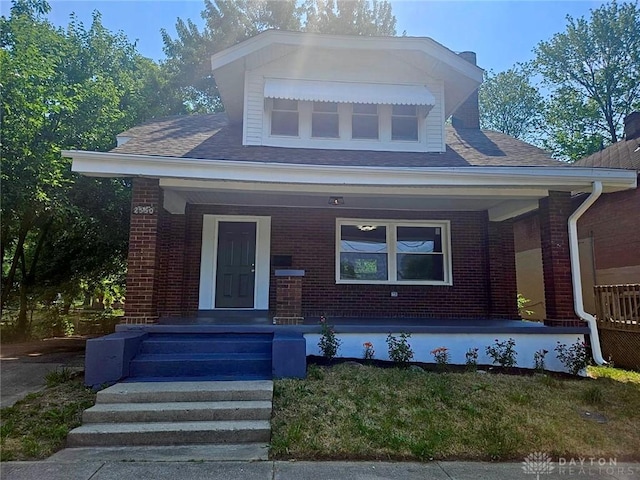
[337, 219, 451, 285]
[351, 104, 379, 139]
[391, 105, 418, 141]
[312, 102, 339, 138]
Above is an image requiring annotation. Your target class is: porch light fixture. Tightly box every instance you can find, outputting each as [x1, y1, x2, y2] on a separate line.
[357, 225, 377, 232]
[328, 196, 344, 206]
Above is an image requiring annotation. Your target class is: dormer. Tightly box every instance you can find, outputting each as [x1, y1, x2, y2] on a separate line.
[211, 31, 483, 153]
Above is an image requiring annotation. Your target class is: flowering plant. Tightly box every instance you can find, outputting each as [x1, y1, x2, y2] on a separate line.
[485, 338, 517, 368]
[386, 333, 413, 365]
[555, 338, 589, 375]
[431, 346, 449, 366]
[465, 347, 479, 370]
[318, 316, 341, 359]
[534, 349, 548, 373]
[362, 341, 375, 360]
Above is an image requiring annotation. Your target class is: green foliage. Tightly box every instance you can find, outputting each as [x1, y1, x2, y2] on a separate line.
[45, 367, 75, 387]
[534, 349, 548, 373]
[581, 385, 604, 405]
[0, 0, 181, 337]
[362, 341, 375, 360]
[430, 346, 449, 367]
[386, 332, 413, 365]
[478, 65, 544, 143]
[485, 338, 517, 368]
[517, 293, 534, 318]
[161, 0, 397, 112]
[318, 317, 341, 359]
[535, 0, 640, 158]
[555, 338, 590, 375]
[465, 348, 479, 371]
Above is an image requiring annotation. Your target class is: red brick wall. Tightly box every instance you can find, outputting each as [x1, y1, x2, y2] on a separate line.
[576, 186, 640, 272]
[488, 220, 519, 318]
[124, 178, 162, 324]
[539, 191, 579, 326]
[166, 205, 509, 319]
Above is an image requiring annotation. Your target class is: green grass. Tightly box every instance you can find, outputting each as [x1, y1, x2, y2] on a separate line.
[0, 374, 96, 461]
[271, 364, 640, 461]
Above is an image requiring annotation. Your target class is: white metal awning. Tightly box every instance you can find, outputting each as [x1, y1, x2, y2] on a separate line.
[263, 78, 436, 106]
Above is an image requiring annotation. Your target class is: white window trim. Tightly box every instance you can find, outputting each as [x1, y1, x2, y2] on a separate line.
[199, 215, 272, 310]
[335, 218, 452, 286]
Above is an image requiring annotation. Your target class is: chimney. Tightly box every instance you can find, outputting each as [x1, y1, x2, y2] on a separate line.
[451, 51, 480, 130]
[623, 111, 640, 140]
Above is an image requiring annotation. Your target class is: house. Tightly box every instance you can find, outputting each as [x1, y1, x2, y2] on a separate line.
[63, 31, 637, 385]
[514, 112, 640, 369]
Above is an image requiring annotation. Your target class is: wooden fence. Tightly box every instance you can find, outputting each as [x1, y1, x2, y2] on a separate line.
[594, 284, 640, 370]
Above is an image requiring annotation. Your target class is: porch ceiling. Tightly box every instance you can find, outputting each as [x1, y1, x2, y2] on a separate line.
[160, 179, 547, 221]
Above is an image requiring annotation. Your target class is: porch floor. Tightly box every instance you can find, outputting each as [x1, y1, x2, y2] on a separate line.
[139, 316, 590, 335]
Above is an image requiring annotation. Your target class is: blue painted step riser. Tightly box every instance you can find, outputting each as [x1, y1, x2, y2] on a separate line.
[140, 341, 272, 355]
[146, 333, 273, 342]
[130, 359, 272, 378]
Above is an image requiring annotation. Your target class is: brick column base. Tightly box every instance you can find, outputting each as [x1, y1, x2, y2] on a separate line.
[274, 270, 304, 325]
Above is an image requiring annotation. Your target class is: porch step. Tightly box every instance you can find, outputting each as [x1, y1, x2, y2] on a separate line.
[67, 381, 273, 449]
[129, 353, 272, 379]
[128, 333, 273, 381]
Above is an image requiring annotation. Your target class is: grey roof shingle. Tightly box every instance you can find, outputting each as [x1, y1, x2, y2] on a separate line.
[113, 113, 563, 168]
[573, 135, 640, 171]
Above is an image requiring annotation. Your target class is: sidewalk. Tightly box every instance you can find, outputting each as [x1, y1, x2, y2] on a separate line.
[2, 460, 639, 480]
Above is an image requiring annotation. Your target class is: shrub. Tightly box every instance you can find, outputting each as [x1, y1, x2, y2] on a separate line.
[386, 333, 414, 365]
[465, 348, 479, 371]
[431, 347, 449, 368]
[362, 341, 375, 360]
[534, 349, 548, 373]
[555, 338, 590, 375]
[485, 338, 517, 368]
[318, 317, 341, 359]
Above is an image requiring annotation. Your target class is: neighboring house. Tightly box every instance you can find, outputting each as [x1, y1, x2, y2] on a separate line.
[63, 31, 637, 385]
[514, 112, 640, 368]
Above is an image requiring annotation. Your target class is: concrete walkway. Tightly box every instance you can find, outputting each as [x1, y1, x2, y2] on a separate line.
[2, 460, 639, 480]
[0, 337, 87, 408]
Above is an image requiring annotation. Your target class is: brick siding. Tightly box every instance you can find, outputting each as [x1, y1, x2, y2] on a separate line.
[488, 220, 519, 318]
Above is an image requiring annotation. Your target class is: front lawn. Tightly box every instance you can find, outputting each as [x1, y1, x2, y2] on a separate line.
[271, 364, 640, 461]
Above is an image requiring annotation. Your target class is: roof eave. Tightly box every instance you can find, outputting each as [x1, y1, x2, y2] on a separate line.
[63, 150, 638, 193]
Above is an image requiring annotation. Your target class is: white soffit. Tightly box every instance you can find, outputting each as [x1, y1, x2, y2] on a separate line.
[264, 78, 436, 106]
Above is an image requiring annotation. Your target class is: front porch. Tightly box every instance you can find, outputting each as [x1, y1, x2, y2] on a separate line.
[83, 316, 589, 387]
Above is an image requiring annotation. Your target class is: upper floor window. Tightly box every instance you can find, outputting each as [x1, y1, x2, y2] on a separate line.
[271, 98, 298, 136]
[391, 105, 418, 141]
[312, 102, 339, 138]
[352, 104, 379, 140]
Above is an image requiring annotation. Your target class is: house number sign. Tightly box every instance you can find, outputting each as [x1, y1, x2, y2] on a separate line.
[133, 205, 155, 215]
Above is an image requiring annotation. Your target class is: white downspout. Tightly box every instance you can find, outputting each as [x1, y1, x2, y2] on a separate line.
[568, 180, 606, 365]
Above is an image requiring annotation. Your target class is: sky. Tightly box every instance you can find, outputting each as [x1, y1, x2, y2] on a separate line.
[2, 0, 610, 73]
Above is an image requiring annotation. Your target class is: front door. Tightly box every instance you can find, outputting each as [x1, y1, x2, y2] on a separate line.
[215, 222, 256, 308]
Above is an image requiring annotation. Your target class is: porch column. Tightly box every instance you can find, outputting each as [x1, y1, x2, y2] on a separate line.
[124, 178, 162, 324]
[488, 219, 519, 318]
[539, 191, 581, 326]
[158, 211, 186, 317]
[274, 269, 305, 325]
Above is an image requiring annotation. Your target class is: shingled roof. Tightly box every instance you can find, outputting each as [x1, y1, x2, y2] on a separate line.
[573, 134, 640, 171]
[112, 113, 562, 168]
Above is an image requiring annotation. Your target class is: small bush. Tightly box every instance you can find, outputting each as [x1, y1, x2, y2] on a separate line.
[534, 349, 548, 373]
[386, 332, 414, 365]
[362, 341, 375, 360]
[318, 317, 341, 359]
[485, 338, 517, 368]
[431, 347, 449, 368]
[465, 348, 479, 371]
[555, 338, 590, 375]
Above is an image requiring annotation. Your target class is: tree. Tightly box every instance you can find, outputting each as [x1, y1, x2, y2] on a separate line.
[161, 0, 397, 112]
[534, 0, 640, 157]
[0, 1, 180, 337]
[478, 66, 545, 143]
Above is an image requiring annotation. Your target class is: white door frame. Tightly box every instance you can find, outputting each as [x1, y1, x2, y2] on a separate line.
[198, 215, 271, 310]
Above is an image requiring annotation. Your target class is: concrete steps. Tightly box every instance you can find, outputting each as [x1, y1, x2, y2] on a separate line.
[67, 381, 273, 449]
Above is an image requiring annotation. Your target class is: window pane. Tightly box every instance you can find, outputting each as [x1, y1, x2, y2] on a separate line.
[271, 111, 299, 136]
[397, 254, 444, 281]
[340, 225, 387, 252]
[341, 253, 388, 280]
[352, 115, 379, 139]
[273, 98, 298, 111]
[353, 103, 377, 114]
[312, 112, 339, 138]
[397, 227, 441, 253]
[314, 101, 338, 113]
[392, 104, 417, 116]
[392, 116, 418, 141]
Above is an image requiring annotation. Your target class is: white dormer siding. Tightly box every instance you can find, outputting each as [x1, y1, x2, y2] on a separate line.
[242, 49, 445, 153]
